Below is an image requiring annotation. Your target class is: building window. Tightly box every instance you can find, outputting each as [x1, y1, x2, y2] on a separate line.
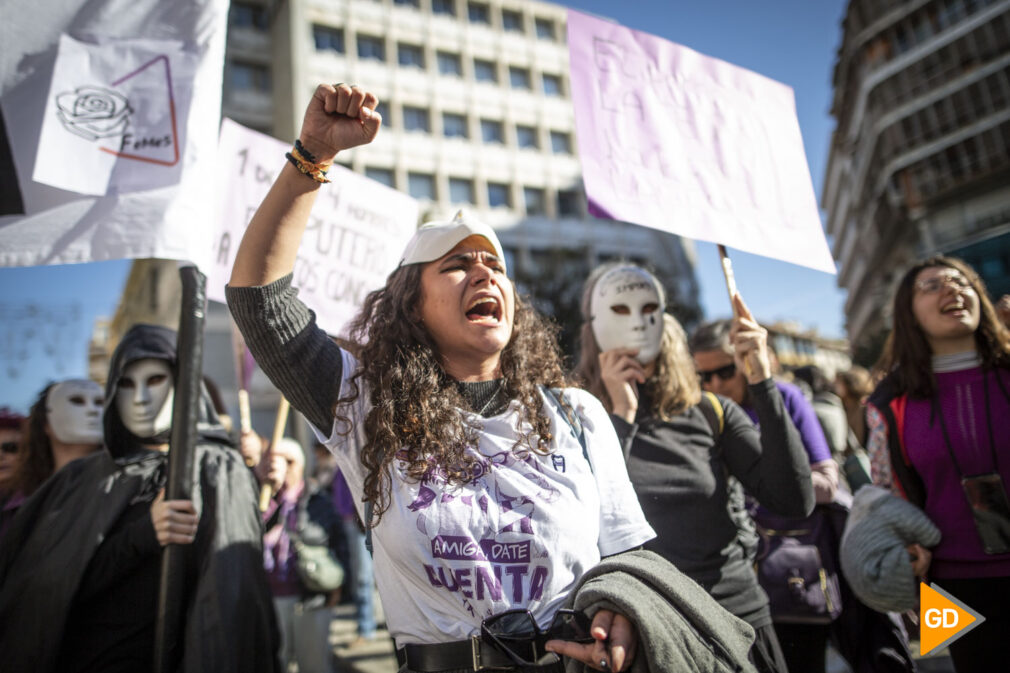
[523, 187, 545, 215]
[357, 34, 385, 61]
[474, 59, 498, 83]
[443, 112, 468, 138]
[550, 130, 571, 154]
[230, 3, 268, 29]
[393, 0, 420, 7]
[468, 2, 490, 24]
[437, 51, 463, 77]
[398, 43, 425, 68]
[229, 62, 270, 92]
[542, 73, 563, 97]
[374, 101, 391, 127]
[557, 188, 581, 216]
[509, 66, 531, 89]
[313, 25, 345, 53]
[516, 124, 538, 149]
[502, 9, 523, 32]
[431, 0, 456, 17]
[403, 105, 430, 132]
[535, 17, 555, 40]
[365, 167, 395, 187]
[449, 177, 475, 204]
[481, 119, 504, 144]
[408, 172, 436, 200]
[487, 182, 511, 208]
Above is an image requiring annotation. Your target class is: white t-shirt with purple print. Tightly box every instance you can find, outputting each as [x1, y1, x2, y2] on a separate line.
[313, 349, 656, 646]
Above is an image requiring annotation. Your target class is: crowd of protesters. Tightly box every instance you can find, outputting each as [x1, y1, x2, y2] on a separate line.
[0, 81, 1008, 673]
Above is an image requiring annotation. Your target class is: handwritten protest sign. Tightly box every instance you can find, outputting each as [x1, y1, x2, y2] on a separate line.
[34, 35, 196, 196]
[567, 10, 835, 274]
[0, 0, 227, 269]
[207, 119, 419, 337]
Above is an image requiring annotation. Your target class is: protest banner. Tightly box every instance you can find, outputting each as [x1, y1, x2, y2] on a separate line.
[0, 0, 228, 269]
[567, 9, 835, 274]
[207, 119, 419, 337]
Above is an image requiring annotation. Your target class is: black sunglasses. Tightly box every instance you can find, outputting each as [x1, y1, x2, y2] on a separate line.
[1, 441, 19, 455]
[481, 608, 594, 667]
[698, 362, 737, 384]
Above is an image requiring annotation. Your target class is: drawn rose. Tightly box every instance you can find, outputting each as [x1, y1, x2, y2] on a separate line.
[55, 86, 132, 141]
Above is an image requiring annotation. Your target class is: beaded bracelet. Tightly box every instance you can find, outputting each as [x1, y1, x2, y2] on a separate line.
[285, 142, 332, 183]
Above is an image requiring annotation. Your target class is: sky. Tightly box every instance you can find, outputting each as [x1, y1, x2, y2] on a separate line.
[0, 0, 849, 413]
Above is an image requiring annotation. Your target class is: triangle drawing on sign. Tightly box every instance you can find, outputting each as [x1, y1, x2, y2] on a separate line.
[98, 55, 180, 166]
[919, 582, 985, 655]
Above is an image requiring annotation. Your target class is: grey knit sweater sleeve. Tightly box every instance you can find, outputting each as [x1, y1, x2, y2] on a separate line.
[225, 274, 343, 433]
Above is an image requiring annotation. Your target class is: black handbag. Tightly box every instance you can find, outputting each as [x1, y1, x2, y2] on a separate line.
[754, 505, 842, 624]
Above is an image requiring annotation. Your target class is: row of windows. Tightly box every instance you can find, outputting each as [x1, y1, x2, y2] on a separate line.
[392, 0, 560, 41]
[876, 67, 1010, 160]
[864, 11, 1010, 119]
[857, 0, 1000, 71]
[377, 104, 573, 152]
[891, 119, 1010, 208]
[365, 169, 583, 216]
[311, 25, 565, 96]
[229, 1, 562, 41]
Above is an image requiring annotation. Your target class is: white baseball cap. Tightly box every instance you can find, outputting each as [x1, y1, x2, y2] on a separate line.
[398, 210, 506, 269]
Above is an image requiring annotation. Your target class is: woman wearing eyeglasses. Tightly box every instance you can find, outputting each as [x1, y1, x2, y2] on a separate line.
[866, 256, 1010, 673]
[573, 263, 814, 673]
[228, 84, 657, 673]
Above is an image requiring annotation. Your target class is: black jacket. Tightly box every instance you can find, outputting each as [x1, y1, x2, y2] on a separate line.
[0, 324, 280, 673]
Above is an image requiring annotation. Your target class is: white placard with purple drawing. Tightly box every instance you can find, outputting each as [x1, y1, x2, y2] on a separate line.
[208, 119, 419, 337]
[567, 9, 835, 274]
[33, 35, 196, 196]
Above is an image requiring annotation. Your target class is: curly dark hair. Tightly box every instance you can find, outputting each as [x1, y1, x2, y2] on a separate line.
[877, 255, 1010, 398]
[16, 383, 58, 497]
[336, 263, 569, 525]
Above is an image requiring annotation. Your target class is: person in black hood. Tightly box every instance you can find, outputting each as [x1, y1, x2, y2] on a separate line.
[0, 324, 280, 673]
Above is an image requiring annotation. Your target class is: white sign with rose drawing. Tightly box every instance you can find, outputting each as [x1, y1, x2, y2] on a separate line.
[33, 34, 197, 196]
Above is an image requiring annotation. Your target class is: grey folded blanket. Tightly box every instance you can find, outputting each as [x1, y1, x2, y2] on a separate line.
[563, 549, 756, 673]
[840, 485, 941, 613]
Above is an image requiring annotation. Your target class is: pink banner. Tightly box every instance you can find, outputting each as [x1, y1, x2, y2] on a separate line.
[567, 9, 835, 274]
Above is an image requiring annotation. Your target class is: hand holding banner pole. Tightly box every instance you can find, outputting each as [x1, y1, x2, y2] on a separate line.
[259, 396, 290, 511]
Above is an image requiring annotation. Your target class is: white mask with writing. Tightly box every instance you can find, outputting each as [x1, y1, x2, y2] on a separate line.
[116, 358, 174, 439]
[46, 379, 104, 445]
[590, 266, 665, 364]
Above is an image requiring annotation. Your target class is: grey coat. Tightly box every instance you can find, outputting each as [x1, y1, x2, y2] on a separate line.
[563, 550, 757, 673]
[839, 485, 941, 613]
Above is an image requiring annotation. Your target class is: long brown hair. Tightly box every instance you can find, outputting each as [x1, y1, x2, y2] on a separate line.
[336, 263, 568, 524]
[15, 383, 57, 497]
[877, 255, 1010, 398]
[574, 264, 701, 420]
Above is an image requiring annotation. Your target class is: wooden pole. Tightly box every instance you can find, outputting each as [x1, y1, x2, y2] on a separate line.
[259, 396, 290, 511]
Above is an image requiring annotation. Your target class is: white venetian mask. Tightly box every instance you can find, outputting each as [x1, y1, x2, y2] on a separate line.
[590, 266, 665, 364]
[115, 358, 174, 438]
[46, 379, 104, 445]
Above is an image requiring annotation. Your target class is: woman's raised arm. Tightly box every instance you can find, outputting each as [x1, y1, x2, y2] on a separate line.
[229, 84, 381, 287]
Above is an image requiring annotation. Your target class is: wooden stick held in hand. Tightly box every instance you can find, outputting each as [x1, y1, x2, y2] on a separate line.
[259, 396, 290, 511]
[717, 245, 753, 378]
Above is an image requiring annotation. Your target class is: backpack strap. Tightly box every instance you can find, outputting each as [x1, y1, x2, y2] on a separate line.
[365, 386, 592, 557]
[884, 393, 926, 508]
[540, 385, 591, 471]
[698, 391, 725, 439]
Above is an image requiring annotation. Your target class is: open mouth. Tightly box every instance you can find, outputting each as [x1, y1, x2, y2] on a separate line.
[466, 296, 502, 323]
[941, 301, 967, 315]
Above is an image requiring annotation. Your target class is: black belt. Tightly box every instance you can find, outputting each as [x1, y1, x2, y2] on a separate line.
[399, 636, 517, 671]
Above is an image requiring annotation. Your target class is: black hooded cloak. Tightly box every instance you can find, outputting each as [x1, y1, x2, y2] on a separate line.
[0, 324, 280, 673]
